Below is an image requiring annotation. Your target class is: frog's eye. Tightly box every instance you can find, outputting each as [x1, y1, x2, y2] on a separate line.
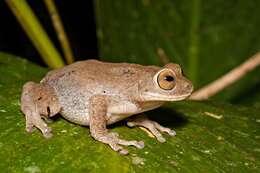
[157, 69, 176, 90]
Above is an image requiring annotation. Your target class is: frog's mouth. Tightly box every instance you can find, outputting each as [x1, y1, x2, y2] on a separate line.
[142, 92, 191, 101]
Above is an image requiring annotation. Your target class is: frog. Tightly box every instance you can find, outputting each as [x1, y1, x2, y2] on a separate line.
[21, 60, 193, 155]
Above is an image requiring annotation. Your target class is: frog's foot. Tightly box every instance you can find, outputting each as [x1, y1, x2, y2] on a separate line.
[127, 115, 176, 143]
[21, 82, 60, 139]
[25, 111, 53, 138]
[93, 132, 144, 155]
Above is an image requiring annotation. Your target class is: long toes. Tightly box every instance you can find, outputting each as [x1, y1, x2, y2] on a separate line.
[159, 127, 176, 136]
[118, 139, 145, 149]
[167, 129, 176, 136]
[136, 141, 145, 149]
[43, 132, 53, 139]
[151, 130, 166, 143]
[108, 142, 122, 151]
[41, 127, 53, 139]
[26, 113, 54, 138]
[127, 117, 176, 143]
[26, 124, 35, 133]
[109, 143, 129, 155]
[154, 122, 176, 136]
[157, 136, 166, 143]
[147, 126, 166, 143]
[126, 121, 136, 127]
[119, 149, 129, 155]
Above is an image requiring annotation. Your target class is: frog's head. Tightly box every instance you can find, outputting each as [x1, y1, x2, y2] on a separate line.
[138, 63, 193, 101]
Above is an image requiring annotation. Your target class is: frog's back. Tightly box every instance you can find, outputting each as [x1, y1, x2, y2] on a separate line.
[41, 59, 159, 91]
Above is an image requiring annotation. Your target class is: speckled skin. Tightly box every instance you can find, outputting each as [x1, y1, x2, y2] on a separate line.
[21, 60, 193, 155]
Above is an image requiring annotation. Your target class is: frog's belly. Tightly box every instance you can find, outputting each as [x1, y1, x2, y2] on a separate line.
[58, 96, 136, 126]
[59, 97, 164, 126]
[55, 85, 164, 125]
[59, 101, 139, 126]
[54, 84, 92, 125]
[60, 109, 134, 126]
[59, 98, 91, 126]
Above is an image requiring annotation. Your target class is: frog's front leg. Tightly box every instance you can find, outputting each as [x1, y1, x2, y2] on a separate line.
[127, 115, 176, 143]
[21, 82, 61, 138]
[89, 95, 144, 155]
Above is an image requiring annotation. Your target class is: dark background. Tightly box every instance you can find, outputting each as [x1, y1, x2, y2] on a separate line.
[0, 0, 259, 105]
[0, 0, 98, 66]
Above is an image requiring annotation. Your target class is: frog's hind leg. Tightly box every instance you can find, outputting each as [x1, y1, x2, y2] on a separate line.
[127, 115, 176, 143]
[21, 82, 61, 138]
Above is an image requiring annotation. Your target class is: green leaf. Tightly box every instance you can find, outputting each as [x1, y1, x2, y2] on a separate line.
[94, 0, 260, 102]
[6, 0, 65, 68]
[0, 52, 259, 172]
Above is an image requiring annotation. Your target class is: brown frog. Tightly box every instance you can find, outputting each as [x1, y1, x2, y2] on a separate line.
[21, 60, 193, 155]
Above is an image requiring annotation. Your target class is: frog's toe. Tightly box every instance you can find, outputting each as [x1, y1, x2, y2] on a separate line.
[167, 129, 177, 136]
[146, 126, 166, 143]
[118, 139, 145, 149]
[157, 135, 166, 143]
[108, 132, 144, 149]
[108, 142, 129, 155]
[25, 123, 35, 133]
[127, 115, 176, 142]
[136, 141, 145, 149]
[42, 127, 53, 139]
[154, 121, 176, 136]
[119, 149, 129, 155]
[25, 113, 53, 138]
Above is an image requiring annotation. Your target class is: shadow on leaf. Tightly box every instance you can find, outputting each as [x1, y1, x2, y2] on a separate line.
[109, 107, 188, 129]
[147, 107, 188, 129]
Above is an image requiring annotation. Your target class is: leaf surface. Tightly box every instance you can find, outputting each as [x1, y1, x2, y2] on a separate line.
[0, 53, 259, 172]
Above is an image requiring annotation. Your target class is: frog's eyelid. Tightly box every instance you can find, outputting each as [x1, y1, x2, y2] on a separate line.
[153, 68, 175, 86]
[154, 69, 176, 90]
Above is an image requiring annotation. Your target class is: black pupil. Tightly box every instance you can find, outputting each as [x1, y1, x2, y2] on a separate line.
[164, 75, 174, 82]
